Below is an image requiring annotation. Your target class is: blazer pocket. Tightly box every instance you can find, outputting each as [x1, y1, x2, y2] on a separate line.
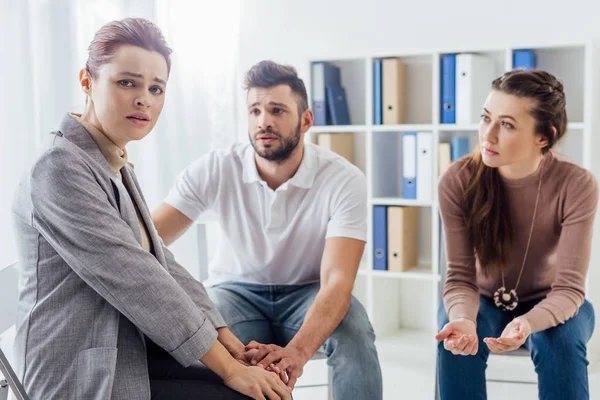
[76, 347, 118, 400]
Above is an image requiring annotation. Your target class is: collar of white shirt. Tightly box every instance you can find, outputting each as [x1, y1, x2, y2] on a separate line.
[241, 142, 318, 189]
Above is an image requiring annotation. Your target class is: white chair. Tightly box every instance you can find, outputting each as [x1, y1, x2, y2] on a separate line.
[0, 262, 29, 400]
[194, 222, 333, 399]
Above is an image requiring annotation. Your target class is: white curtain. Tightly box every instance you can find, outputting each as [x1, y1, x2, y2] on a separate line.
[0, 0, 241, 269]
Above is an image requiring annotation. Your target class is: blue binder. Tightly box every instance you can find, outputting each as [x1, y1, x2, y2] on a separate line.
[373, 206, 388, 270]
[513, 50, 536, 70]
[451, 136, 470, 161]
[402, 132, 417, 199]
[441, 54, 456, 124]
[326, 86, 351, 125]
[312, 62, 341, 125]
[373, 59, 383, 125]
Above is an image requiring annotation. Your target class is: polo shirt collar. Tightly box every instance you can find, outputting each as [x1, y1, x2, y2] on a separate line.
[242, 142, 318, 189]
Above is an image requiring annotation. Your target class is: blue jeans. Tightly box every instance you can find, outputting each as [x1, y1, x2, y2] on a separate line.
[437, 295, 595, 400]
[207, 282, 383, 400]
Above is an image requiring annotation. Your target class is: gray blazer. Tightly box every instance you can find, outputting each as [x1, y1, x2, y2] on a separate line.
[11, 114, 226, 399]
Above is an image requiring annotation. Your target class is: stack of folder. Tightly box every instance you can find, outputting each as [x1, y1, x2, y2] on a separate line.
[440, 50, 536, 124]
[311, 62, 351, 126]
[373, 205, 419, 272]
[373, 135, 471, 272]
[373, 58, 407, 125]
[398, 131, 432, 201]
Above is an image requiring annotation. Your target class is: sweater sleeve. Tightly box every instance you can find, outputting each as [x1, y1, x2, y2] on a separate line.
[438, 166, 480, 323]
[523, 170, 598, 333]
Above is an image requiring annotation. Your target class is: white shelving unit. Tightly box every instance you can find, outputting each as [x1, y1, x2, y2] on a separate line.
[306, 42, 595, 345]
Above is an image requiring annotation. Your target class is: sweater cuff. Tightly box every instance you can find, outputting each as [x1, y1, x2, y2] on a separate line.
[522, 307, 552, 334]
[447, 303, 479, 324]
[168, 318, 218, 366]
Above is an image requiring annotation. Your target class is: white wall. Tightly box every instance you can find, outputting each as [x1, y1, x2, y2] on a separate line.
[237, 0, 600, 356]
[238, 0, 600, 63]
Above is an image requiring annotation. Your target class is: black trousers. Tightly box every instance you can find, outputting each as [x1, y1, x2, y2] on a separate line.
[146, 338, 251, 400]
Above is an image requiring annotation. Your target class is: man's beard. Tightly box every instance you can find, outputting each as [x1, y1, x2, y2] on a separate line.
[249, 120, 301, 163]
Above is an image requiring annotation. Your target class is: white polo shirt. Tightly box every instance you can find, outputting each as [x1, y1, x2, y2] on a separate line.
[165, 142, 367, 286]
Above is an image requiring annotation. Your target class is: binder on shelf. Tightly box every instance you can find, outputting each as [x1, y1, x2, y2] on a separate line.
[402, 132, 417, 199]
[451, 136, 470, 161]
[416, 132, 433, 202]
[317, 133, 354, 164]
[373, 206, 388, 271]
[312, 62, 341, 126]
[438, 142, 452, 177]
[382, 58, 407, 124]
[326, 86, 351, 125]
[387, 206, 419, 272]
[441, 54, 456, 124]
[373, 59, 383, 125]
[513, 50, 537, 70]
[455, 54, 497, 124]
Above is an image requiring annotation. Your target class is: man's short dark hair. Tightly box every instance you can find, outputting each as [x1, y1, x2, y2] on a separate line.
[244, 60, 309, 115]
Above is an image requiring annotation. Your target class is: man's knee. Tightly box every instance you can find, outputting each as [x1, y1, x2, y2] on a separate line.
[207, 285, 261, 327]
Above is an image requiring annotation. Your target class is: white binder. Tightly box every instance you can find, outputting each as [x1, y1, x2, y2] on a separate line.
[416, 132, 432, 202]
[455, 54, 498, 124]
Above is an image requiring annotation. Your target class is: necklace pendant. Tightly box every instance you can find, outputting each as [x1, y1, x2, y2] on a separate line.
[493, 286, 519, 311]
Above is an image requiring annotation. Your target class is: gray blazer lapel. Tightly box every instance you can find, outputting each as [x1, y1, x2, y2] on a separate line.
[57, 114, 114, 177]
[121, 168, 168, 267]
[111, 176, 144, 246]
[57, 114, 144, 247]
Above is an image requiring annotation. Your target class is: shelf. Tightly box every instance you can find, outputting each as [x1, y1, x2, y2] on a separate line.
[372, 124, 433, 132]
[568, 122, 585, 130]
[309, 125, 367, 133]
[371, 197, 433, 207]
[371, 264, 440, 281]
[437, 124, 479, 131]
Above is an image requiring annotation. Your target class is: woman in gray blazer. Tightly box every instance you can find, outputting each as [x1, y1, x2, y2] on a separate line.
[11, 17, 291, 400]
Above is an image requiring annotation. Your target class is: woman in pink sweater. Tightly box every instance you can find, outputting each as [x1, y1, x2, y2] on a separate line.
[435, 69, 598, 400]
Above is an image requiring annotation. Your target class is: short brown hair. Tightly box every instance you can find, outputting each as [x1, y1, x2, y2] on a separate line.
[244, 60, 309, 115]
[86, 17, 172, 78]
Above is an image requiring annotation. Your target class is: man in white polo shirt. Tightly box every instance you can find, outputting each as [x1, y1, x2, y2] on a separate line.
[152, 60, 382, 399]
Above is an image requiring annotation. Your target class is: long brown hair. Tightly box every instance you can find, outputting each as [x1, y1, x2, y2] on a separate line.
[460, 69, 567, 276]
